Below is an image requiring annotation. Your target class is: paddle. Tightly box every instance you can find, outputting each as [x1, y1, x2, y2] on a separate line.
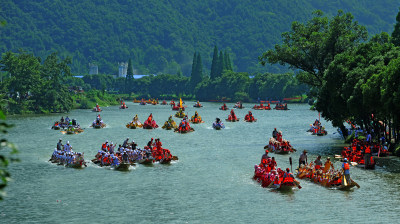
[289, 157, 293, 173]
[350, 178, 360, 188]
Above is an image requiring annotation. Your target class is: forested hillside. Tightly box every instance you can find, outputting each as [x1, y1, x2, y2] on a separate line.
[0, 0, 398, 75]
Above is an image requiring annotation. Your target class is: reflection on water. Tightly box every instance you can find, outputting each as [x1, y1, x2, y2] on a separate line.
[2, 102, 400, 223]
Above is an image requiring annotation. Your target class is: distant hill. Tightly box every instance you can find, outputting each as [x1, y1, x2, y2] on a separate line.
[0, 0, 398, 75]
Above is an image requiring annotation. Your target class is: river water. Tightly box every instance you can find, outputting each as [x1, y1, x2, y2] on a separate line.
[2, 102, 400, 223]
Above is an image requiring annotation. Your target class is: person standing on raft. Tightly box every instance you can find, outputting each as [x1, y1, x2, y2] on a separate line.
[323, 157, 334, 173]
[314, 155, 322, 170]
[299, 150, 308, 168]
[342, 158, 351, 185]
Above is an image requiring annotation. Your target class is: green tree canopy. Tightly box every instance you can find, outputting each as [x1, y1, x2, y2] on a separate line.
[259, 10, 368, 87]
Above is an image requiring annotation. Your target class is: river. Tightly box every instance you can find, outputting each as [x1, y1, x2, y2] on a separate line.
[2, 102, 400, 223]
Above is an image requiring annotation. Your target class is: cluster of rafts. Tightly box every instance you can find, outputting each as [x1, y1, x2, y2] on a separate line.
[253, 129, 360, 191]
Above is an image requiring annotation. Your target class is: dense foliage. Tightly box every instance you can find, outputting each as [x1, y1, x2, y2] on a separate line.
[261, 9, 400, 147]
[0, 52, 73, 114]
[0, 0, 398, 75]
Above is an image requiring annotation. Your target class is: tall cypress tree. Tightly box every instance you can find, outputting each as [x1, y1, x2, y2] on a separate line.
[196, 53, 203, 79]
[190, 52, 197, 78]
[190, 52, 202, 90]
[224, 50, 230, 71]
[226, 52, 233, 71]
[217, 50, 224, 77]
[392, 8, 400, 47]
[125, 58, 134, 94]
[210, 46, 219, 79]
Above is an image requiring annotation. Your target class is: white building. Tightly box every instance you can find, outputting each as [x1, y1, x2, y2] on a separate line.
[89, 63, 98, 75]
[118, 62, 128, 78]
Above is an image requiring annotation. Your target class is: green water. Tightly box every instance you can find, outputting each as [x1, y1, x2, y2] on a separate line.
[2, 102, 400, 223]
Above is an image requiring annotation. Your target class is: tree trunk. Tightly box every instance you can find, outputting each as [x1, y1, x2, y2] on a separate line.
[339, 124, 348, 138]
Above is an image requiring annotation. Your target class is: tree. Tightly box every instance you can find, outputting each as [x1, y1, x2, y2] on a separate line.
[224, 50, 233, 71]
[210, 46, 219, 79]
[217, 50, 224, 77]
[259, 10, 368, 87]
[392, 8, 400, 46]
[125, 58, 134, 94]
[190, 52, 203, 91]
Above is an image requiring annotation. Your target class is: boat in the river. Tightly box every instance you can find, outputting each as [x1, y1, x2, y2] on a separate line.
[93, 105, 102, 112]
[219, 103, 228, 110]
[212, 118, 225, 130]
[119, 104, 128, 109]
[162, 118, 178, 130]
[114, 163, 131, 171]
[190, 112, 204, 124]
[233, 101, 244, 109]
[274, 103, 288, 110]
[50, 151, 86, 169]
[253, 103, 271, 110]
[175, 110, 186, 118]
[161, 100, 168, 105]
[174, 127, 194, 133]
[138, 158, 154, 165]
[253, 165, 301, 191]
[296, 163, 360, 190]
[143, 114, 159, 129]
[193, 101, 203, 108]
[244, 111, 257, 122]
[92, 123, 106, 129]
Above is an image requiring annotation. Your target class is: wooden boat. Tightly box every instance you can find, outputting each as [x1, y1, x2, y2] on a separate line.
[175, 112, 186, 118]
[93, 123, 106, 129]
[337, 179, 360, 190]
[162, 121, 178, 130]
[193, 104, 203, 108]
[119, 105, 128, 109]
[65, 162, 86, 169]
[159, 158, 172, 164]
[138, 158, 154, 165]
[114, 163, 131, 171]
[226, 118, 240, 122]
[277, 182, 299, 191]
[92, 107, 102, 112]
[52, 126, 61, 130]
[174, 127, 195, 133]
[126, 123, 137, 129]
[296, 165, 360, 190]
[244, 119, 257, 122]
[212, 123, 225, 130]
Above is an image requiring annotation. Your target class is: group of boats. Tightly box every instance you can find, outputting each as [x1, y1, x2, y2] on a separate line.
[49, 140, 87, 168]
[51, 117, 84, 134]
[50, 137, 178, 171]
[253, 128, 361, 191]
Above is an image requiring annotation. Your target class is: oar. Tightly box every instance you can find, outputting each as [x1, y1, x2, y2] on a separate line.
[350, 179, 360, 188]
[289, 157, 293, 173]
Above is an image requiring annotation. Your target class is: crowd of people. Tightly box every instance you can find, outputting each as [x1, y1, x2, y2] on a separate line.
[244, 111, 256, 122]
[50, 139, 86, 168]
[265, 128, 295, 153]
[227, 109, 238, 121]
[91, 114, 105, 128]
[340, 138, 390, 168]
[308, 119, 327, 135]
[93, 137, 174, 167]
[296, 155, 357, 188]
[253, 149, 300, 189]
